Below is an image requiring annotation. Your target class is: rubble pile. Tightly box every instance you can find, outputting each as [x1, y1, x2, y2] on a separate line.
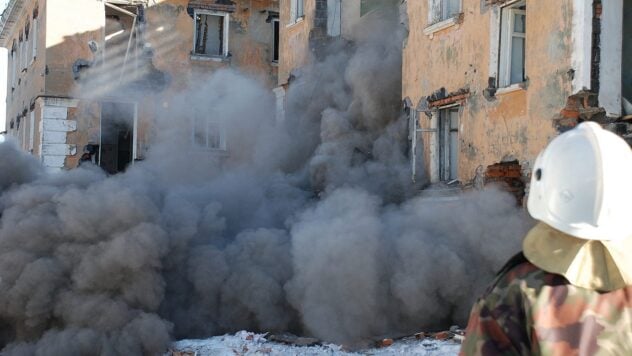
[168, 330, 464, 356]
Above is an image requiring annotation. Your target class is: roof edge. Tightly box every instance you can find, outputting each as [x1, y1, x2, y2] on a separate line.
[0, 0, 25, 47]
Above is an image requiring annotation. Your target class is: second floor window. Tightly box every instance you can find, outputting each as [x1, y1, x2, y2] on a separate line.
[428, 0, 461, 25]
[194, 10, 229, 57]
[193, 112, 226, 151]
[498, 1, 526, 87]
[290, 0, 304, 24]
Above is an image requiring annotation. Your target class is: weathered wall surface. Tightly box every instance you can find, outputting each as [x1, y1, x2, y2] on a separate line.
[4, 0, 46, 154]
[147, 0, 279, 89]
[278, 0, 314, 85]
[45, 0, 104, 97]
[403, 0, 574, 184]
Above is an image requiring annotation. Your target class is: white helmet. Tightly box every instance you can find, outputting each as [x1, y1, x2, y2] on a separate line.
[527, 122, 632, 241]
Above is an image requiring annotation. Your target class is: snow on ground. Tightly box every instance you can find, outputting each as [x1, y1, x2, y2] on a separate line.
[170, 331, 461, 356]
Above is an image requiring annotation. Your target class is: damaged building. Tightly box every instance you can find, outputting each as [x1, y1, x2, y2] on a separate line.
[0, 0, 280, 171]
[275, 0, 400, 119]
[403, 0, 632, 199]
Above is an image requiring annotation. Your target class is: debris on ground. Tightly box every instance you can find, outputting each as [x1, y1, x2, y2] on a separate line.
[169, 330, 462, 356]
[266, 333, 321, 347]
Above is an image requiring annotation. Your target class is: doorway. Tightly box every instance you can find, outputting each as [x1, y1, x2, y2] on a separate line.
[100, 102, 136, 174]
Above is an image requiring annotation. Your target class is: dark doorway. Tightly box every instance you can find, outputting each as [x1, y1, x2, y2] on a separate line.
[100, 102, 135, 174]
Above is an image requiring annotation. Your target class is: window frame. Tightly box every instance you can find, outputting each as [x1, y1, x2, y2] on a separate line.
[31, 18, 37, 64]
[498, 1, 526, 88]
[290, 0, 304, 24]
[192, 9, 230, 58]
[437, 106, 459, 182]
[272, 18, 279, 63]
[10, 48, 16, 90]
[192, 111, 227, 152]
[427, 0, 461, 25]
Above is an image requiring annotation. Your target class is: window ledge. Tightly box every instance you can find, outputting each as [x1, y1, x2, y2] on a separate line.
[495, 83, 526, 95]
[423, 15, 462, 38]
[285, 16, 304, 28]
[190, 54, 230, 63]
[271, 61, 279, 67]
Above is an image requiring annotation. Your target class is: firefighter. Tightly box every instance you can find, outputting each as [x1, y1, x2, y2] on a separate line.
[460, 122, 632, 355]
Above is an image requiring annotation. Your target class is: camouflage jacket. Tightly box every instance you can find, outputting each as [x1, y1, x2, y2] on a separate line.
[460, 253, 632, 356]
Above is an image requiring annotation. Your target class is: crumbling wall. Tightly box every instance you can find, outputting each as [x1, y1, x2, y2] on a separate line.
[278, 0, 314, 85]
[44, 0, 104, 96]
[403, 0, 572, 184]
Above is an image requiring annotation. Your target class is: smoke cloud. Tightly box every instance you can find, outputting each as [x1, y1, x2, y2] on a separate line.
[0, 3, 532, 354]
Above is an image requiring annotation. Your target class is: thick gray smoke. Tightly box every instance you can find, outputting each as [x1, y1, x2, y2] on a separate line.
[0, 3, 531, 354]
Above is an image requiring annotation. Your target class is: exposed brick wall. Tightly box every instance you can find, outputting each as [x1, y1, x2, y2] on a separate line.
[485, 161, 525, 205]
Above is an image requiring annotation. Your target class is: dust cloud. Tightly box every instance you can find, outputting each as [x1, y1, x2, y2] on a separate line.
[0, 2, 531, 354]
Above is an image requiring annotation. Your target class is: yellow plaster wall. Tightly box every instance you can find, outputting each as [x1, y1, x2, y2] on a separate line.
[403, 0, 574, 183]
[278, 0, 314, 85]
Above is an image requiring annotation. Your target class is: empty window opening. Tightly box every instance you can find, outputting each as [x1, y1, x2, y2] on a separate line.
[100, 102, 136, 174]
[272, 18, 279, 62]
[438, 107, 459, 181]
[290, 0, 304, 23]
[194, 11, 229, 57]
[498, 1, 526, 87]
[193, 111, 226, 151]
[428, 0, 461, 25]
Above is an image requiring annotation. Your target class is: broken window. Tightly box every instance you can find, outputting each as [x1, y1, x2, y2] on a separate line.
[273, 18, 279, 62]
[438, 107, 459, 181]
[290, 0, 304, 23]
[428, 0, 461, 25]
[194, 10, 229, 57]
[193, 112, 226, 151]
[498, 1, 526, 87]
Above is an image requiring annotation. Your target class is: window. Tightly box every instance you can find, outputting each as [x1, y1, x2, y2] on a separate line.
[290, 0, 304, 23]
[31, 18, 37, 63]
[498, 1, 526, 87]
[18, 37, 22, 73]
[23, 21, 29, 68]
[327, 0, 341, 35]
[29, 111, 35, 151]
[10, 46, 16, 89]
[428, 0, 461, 25]
[272, 18, 279, 62]
[193, 10, 229, 57]
[193, 112, 226, 151]
[360, 0, 381, 17]
[438, 107, 459, 181]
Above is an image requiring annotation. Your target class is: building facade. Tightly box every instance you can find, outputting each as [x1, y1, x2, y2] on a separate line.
[403, 0, 631, 194]
[276, 0, 398, 111]
[0, 0, 279, 171]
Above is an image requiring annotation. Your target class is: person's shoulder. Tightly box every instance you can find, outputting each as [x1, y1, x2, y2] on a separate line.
[484, 252, 568, 297]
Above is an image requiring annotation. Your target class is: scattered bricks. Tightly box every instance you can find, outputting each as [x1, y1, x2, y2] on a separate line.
[378, 338, 394, 347]
[453, 334, 466, 343]
[560, 108, 579, 119]
[434, 331, 451, 341]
